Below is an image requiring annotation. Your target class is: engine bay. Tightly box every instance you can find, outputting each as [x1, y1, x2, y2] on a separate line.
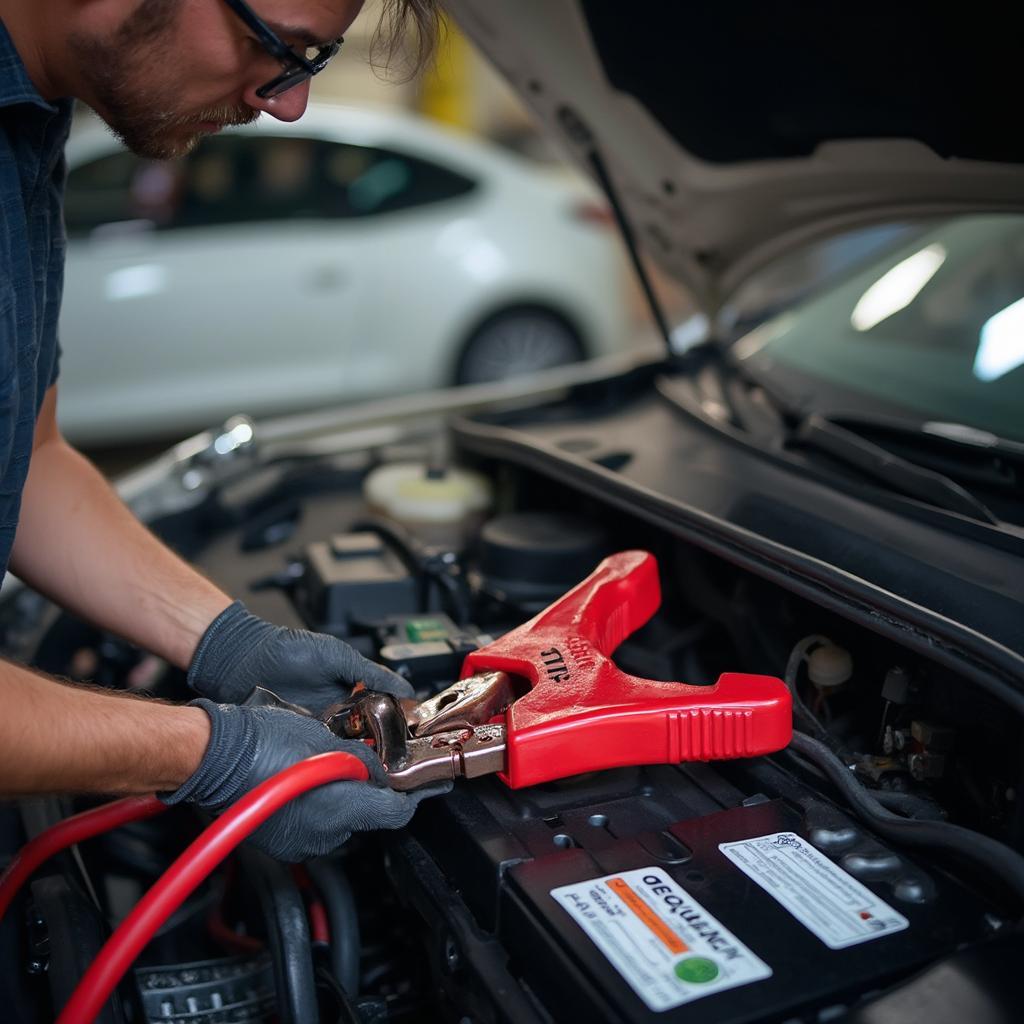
[2, 426, 1023, 1024]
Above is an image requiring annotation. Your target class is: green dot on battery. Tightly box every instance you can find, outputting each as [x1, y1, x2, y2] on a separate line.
[674, 957, 719, 984]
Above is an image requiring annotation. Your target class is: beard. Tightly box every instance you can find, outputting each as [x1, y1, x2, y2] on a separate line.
[68, 0, 260, 159]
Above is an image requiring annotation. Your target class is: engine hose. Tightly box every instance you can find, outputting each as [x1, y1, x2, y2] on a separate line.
[56, 751, 370, 1024]
[871, 789, 947, 821]
[788, 732, 1024, 909]
[307, 856, 361, 994]
[0, 796, 166, 921]
[241, 850, 318, 1024]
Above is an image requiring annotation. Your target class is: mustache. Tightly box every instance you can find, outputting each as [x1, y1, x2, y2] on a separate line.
[164, 105, 262, 129]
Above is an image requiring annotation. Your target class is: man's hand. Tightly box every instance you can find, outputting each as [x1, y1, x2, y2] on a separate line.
[188, 601, 412, 713]
[165, 700, 448, 862]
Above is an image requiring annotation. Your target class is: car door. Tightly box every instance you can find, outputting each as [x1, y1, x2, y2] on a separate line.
[59, 133, 365, 444]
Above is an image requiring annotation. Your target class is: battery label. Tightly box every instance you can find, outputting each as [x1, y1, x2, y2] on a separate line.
[550, 867, 771, 1012]
[719, 832, 909, 949]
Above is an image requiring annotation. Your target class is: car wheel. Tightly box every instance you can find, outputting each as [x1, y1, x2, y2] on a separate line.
[456, 307, 585, 386]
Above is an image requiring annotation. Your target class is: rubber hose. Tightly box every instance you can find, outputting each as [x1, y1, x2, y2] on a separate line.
[788, 732, 1024, 909]
[240, 850, 318, 1024]
[307, 857, 361, 995]
[872, 790, 947, 821]
[315, 965, 363, 1024]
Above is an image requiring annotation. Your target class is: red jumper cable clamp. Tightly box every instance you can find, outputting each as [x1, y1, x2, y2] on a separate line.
[325, 550, 792, 789]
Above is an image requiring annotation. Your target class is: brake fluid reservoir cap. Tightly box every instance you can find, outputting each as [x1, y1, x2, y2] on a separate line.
[807, 643, 853, 689]
[363, 462, 492, 523]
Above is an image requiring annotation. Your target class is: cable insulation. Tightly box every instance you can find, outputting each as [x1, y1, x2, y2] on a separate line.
[789, 732, 1024, 908]
[0, 795, 166, 921]
[56, 751, 369, 1024]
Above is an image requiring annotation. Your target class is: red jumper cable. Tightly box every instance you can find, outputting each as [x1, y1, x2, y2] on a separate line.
[55, 751, 368, 1024]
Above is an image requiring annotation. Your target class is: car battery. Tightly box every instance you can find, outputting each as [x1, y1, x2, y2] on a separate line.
[396, 757, 999, 1024]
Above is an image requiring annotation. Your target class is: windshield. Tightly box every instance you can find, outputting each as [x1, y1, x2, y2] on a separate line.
[732, 215, 1024, 442]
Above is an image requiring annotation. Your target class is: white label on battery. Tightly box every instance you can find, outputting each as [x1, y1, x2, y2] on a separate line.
[550, 867, 771, 1012]
[719, 832, 909, 949]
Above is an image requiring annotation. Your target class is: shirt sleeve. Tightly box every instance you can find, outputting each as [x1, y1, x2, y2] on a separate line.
[48, 336, 61, 388]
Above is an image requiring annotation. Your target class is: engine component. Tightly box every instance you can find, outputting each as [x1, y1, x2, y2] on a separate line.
[377, 613, 493, 689]
[362, 461, 492, 549]
[294, 532, 417, 635]
[790, 732, 1024, 906]
[806, 641, 853, 691]
[304, 858, 360, 996]
[135, 954, 274, 1023]
[477, 510, 610, 609]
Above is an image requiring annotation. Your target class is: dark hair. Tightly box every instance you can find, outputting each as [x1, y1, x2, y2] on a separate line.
[371, 0, 444, 80]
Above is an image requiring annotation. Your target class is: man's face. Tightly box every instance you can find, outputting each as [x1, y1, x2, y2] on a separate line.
[70, 0, 364, 159]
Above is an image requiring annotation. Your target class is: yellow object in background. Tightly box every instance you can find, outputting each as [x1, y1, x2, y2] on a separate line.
[417, 15, 472, 129]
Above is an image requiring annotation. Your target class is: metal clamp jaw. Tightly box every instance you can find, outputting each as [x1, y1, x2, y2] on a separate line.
[322, 681, 510, 791]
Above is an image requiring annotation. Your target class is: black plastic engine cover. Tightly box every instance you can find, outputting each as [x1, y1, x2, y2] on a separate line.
[396, 758, 1003, 1024]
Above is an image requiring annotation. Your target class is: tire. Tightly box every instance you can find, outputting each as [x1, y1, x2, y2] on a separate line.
[455, 307, 585, 386]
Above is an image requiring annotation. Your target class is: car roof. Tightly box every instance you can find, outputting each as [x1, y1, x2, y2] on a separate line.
[64, 101, 556, 188]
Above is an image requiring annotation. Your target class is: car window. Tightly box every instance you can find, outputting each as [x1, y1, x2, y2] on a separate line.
[65, 135, 477, 237]
[733, 214, 1024, 442]
[320, 142, 476, 217]
[721, 223, 922, 337]
[176, 135, 321, 228]
[64, 151, 171, 236]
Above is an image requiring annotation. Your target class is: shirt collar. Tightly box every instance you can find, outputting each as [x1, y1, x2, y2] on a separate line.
[0, 17, 59, 113]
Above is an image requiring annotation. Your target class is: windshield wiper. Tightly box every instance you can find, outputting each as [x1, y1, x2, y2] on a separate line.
[823, 414, 1024, 471]
[657, 360, 1005, 525]
[792, 414, 1000, 524]
[721, 359, 1010, 523]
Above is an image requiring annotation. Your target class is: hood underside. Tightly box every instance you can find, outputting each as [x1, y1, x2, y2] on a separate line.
[446, 0, 1024, 310]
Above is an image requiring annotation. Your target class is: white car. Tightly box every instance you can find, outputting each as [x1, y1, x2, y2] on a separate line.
[58, 104, 631, 445]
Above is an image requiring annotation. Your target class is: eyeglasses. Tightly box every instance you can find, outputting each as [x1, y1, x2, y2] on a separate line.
[222, 0, 343, 98]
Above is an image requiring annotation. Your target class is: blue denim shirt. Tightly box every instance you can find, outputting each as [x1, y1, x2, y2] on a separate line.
[0, 19, 68, 579]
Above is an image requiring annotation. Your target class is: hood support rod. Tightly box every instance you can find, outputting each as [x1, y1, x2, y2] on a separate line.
[585, 142, 675, 355]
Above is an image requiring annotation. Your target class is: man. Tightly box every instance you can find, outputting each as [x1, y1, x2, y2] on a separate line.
[0, 0, 445, 863]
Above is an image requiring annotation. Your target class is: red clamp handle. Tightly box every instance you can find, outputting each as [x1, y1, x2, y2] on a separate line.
[462, 551, 792, 788]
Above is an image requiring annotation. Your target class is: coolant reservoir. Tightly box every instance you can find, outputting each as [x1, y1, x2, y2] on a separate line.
[362, 462, 492, 548]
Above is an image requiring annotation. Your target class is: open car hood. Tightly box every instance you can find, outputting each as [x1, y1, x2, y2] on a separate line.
[446, 0, 1024, 312]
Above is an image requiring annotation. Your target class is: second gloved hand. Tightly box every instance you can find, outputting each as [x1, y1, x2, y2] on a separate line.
[188, 600, 412, 713]
[164, 700, 450, 862]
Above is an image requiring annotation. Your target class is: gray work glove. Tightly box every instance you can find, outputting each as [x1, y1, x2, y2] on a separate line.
[188, 601, 412, 713]
[165, 699, 449, 862]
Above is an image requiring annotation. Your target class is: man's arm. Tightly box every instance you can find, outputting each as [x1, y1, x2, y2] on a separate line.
[9, 385, 232, 669]
[9, 385, 412, 712]
[0, 658, 209, 796]
[0, 658, 447, 864]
